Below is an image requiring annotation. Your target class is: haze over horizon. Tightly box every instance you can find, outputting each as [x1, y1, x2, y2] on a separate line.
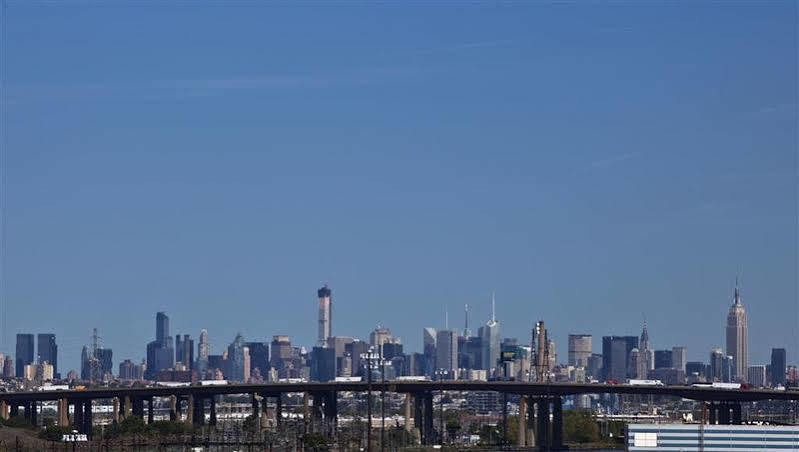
[1, 2, 797, 373]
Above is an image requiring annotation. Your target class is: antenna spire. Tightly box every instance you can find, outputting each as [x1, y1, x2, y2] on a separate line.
[491, 291, 496, 323]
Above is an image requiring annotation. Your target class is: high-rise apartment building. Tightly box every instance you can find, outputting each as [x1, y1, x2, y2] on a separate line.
[771, 348, 786, 387]
[197, 329, 210, 374]
[37, 334, 58, 377]
[270, 335, 293, 370]
[227, 333, 246, 381]
[725, 280, 747, 382]
[317, 285, 332, 346]
[568, 334, 592, 368]
[15, 334, 34, 378]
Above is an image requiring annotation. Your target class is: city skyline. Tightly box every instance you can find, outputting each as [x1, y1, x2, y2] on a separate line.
[2, 279, 793, 378]
[2, 4, 796, 374]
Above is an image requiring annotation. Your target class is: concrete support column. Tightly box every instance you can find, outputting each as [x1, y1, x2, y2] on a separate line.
[186, 395, 194, 425]
[30, 401, 38, 427]
[718, 403, 730, 425]
[0, 401, 8, 421]
[526, 395, 535, 446]
[403, 393, 412, 432]
[731, 403, 742, 424]
[535, 398, 549, 448]
[303, 392, 310, 430]
[9, 403, 18, 418]
[413, 393, 424, 444]
[708, 403, 717, 424]
[83, 400, 93, 437]
[276, 394, 283, 427]
[423, 392, 434, 446]
[552, 396, 563, 450]
[517, 395, 527, 446]
[169, 395, 177, 421]
[251, 393, 259, 421]
[147, 398, 154, 424]
[112, 398, 120, 423]
[193, 397, 205, 426]
[501, 392, 508, 446]
[209, 396, 217, 426]
[57, 399, 69, 427]
[73, 401, 83, 432]
[123, 396, 131, 419]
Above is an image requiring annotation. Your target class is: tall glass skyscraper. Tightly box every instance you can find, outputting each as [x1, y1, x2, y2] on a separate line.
[37, 334, 58, 376]
[479, 294, 500, 373]
[15, 334, 34, 378]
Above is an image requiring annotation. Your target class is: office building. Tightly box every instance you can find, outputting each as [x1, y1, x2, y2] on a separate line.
[671, 346, 687, 372]
[423, 327, 437, 375]
[37, 334, 58, 378]
[15, 334, 34, 378]
[748, 365, 766, 387]
[568, 334, 592, 367]
[2, 358, 13, 378]
[654, 350, 672, 369]
[227, 333, 245, 381]
[345, 340, 369, 377]
[245, 342, 269, 377]
[311, 346, 337, 381]
[270, 335, 293, 370]
[710, 348, 724, 381]
[725, 280, 748, 382]
[771, 348, 786, 387]
[175, 334, 194, 371]
[317, 285, 332, 346]
[146, 312, 174, 379]
[479, 294, 500, 373]
[435, 329, 458, 374]
[638, 322, 653, 373]
[602, 335, 638, 381]
[587, 353, 603, 380]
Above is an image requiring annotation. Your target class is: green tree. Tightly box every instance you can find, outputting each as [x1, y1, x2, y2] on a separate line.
[38, 425, 73, 441]
[563, 409, 600, 443]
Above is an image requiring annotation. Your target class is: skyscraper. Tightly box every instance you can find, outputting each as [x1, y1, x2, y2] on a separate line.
[197, 329, 210, 374]
[568, 334, 592, 367]
[771, 348, 786, 387]
[317, 285, 332, 346]
[671, 346, 687, 373]
[638, 322, 654, 375]
[725, 280, 748, 382]
[245, 342, 269, 377]
[175, 334, 194, 371]
[435, 329, 458, 374]
[227, 333, 245, 381]
[146, 312, 174, 379]
[15, 334, 34, 378]
[37, 334, 58, 377]
[479, 293, 500, 373]
[602, 335, 638, 381]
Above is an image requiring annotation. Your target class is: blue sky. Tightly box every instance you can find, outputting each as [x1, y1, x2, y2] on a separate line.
[1, 2, 796, 373]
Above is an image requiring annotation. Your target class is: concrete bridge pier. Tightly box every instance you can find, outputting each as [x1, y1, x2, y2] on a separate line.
[83, 400, 93, 436]
[731, 402, 742, 424]
[147, 397, 154, 424]
[72, 400, 83, 432]
[403, 393, 412, 432]
[413, 393, 424, 444]
[9, 403, 18, 418]
[532, 396, 564, 451]
[0, 400, 8, 421]
[275, 394, 283, 427]
[209, 396, 217, 426]
[57, 398, 69, 427]
[535, 397, 549, 448]
[112, 397, 120, 423]
[423, 392, 434, 445]
[169, 395, 177, 421]
[186, 395, 194, 425]
[123, 396, 132, 419]
[517, 394, 527, 446]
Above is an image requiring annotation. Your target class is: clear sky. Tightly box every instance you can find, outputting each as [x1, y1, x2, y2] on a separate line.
[1, 2, 797, 374]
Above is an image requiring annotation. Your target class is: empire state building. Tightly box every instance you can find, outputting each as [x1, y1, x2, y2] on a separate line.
[725, 280, 748, 382]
